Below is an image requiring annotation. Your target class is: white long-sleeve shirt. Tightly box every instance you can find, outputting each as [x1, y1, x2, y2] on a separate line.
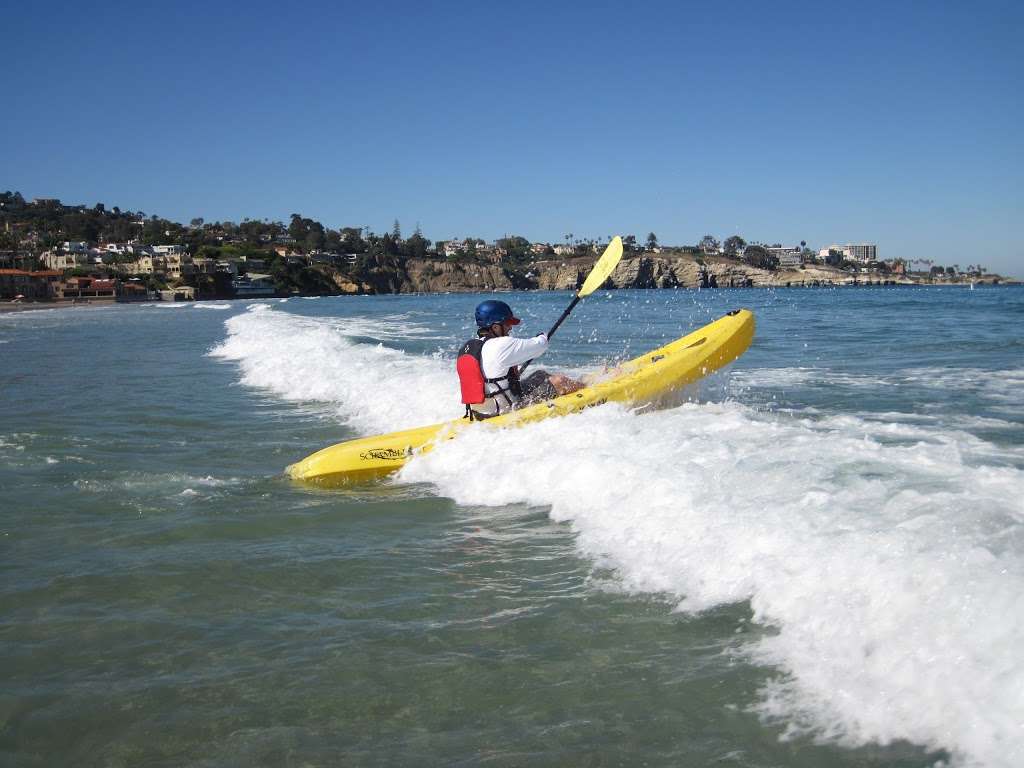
[478, 333, 548, 413]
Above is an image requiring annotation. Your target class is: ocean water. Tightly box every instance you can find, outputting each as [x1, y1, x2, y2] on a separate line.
[1, 286, 1022, 768]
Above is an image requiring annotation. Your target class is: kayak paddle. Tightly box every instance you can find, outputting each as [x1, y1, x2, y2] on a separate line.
[520, 235, 623, 375]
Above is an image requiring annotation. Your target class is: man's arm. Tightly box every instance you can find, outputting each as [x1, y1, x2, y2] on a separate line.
[485, 334, 548, 372]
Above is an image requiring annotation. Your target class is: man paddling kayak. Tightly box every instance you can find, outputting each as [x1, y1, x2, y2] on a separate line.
[457, 299, 583, 420]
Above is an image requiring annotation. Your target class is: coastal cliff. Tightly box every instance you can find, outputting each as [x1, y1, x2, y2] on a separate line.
[310, 251, 928, 296]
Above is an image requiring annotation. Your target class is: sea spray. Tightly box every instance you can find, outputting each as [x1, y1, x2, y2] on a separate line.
[210, 296, 1024, 766]
[209, 305, 459, 433]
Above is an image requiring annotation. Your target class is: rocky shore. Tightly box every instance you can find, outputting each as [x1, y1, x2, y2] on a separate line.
[314, 250, 1008, 295]
[4, 252, 1010, 309]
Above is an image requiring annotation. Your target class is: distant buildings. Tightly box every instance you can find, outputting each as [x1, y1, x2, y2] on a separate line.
[62, 276, 118, 299]
[158, 286, 195, 301]
[818, 243, 878, 264]
[441, 239, 465, 258]
[440, 238, 503, 263]
[232, 274, 275, 297]
[847, 244, 877, 262]
[0, 269, 63, 300]
[40, 250, 77, 270]
[767, 246, 803, 268]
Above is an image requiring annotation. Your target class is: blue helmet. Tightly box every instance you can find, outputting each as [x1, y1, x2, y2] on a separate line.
[475, 300, 520, 328]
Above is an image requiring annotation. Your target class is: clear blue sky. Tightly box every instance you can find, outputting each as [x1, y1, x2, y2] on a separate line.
[4, 0, 1021, 277]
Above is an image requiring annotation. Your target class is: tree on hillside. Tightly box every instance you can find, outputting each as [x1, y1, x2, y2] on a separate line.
[403, 231, 431, 259]
[496, 235, 532, 267]
[0, 191, 27, 209]
[700, 234, 721, 254]
[339, 227, 366, 253]
[744, 244, 778, 270]
[288, 214, 308, 242]
[646, 232, 658, 250]
[392, 219, 402, 241]
[723, 235, 746, 257]
[0, 229, 19, 251]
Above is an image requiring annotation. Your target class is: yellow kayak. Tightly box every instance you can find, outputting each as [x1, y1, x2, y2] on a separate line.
[287, 308, 755, 485]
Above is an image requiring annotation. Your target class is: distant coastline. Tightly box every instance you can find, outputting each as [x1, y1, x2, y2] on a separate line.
[1, 192, 1015, 304]
[1, 259, 1015, 314]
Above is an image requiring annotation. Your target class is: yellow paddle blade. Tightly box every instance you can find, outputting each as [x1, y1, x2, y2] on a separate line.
[578, 236, 624, 297]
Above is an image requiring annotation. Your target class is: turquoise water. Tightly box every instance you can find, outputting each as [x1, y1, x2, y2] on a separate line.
[2, 287, 1022, 767]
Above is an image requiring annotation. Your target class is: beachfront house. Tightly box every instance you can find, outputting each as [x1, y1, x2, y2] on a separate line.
[232, 273, 276, 297]
[118, 280, 150, 302]
[158, 286, 195, 302]
[61, 276, 118, 299]
[0, 269, 63, 300]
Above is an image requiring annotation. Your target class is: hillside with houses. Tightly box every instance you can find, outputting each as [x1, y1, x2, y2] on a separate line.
[0, 192, 1009, 304]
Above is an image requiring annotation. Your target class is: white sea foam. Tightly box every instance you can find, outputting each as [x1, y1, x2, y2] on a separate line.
[735, 366, 1024, 409]
[73, 473, 241, 493]
[732, 367, 890, 390]
[400, 402, 1024, 768]
[852, 411, 1019, 431]
[740, 367, 819, 386]
[209, 303, 1024, 766]
[209, 306, 460, 433]
[194, 302, 232, 310]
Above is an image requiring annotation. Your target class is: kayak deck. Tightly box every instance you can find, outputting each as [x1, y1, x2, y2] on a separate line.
[287, 308, 755, 485]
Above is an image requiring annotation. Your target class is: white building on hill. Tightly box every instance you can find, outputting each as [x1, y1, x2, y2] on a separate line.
[768, 246, 803, 268]
[847, 243, 877, 262]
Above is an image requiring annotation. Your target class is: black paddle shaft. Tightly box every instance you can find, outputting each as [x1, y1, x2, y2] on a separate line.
[518, 294, 580, 376]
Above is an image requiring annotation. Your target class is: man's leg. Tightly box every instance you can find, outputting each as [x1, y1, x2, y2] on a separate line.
[548, 374, 583, 395]
[519, 370, 583, 403]
[519, 370, 558, 403]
